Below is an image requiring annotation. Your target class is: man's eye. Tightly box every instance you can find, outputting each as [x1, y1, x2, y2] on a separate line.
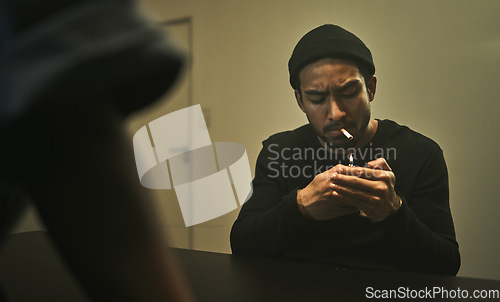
[342, 90, 357, 99]
[310, 99, 325, 104]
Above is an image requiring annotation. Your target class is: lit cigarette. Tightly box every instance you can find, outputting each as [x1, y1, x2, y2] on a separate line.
[348, 153, 354, 167]
[341, 128, 353, 140]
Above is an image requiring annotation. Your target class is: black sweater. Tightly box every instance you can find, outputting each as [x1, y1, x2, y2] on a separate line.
[231, 119, 460, 275]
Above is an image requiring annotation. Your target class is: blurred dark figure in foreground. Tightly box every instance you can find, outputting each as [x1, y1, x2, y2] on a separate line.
[0, 0, 194, 300]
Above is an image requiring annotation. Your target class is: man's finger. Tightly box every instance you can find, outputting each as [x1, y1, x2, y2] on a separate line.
[367, 157, 392, 171]
[330, 166, 392, 181]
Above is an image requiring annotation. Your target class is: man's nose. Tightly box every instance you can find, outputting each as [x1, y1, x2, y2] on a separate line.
[326, 99, 346, 121]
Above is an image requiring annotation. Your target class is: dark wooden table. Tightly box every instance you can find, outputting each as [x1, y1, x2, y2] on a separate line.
[1, 231, 499, 301]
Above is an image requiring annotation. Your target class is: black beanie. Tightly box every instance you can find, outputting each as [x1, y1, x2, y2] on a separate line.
[288, 24, 375, 89]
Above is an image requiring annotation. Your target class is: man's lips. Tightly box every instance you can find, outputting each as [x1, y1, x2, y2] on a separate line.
[324, 125, 342, 131]
[325, 129, 344, 138]
[324, 126, 354, 140]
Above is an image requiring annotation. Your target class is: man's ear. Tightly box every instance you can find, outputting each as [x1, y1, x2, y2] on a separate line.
[295, 90, 306, 113]
[367, 75, 377, 102]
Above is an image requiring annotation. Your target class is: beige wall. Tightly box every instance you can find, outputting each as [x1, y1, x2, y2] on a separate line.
[12, 0, 500, 280]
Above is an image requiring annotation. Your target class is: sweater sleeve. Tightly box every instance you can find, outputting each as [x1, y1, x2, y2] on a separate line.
[377, 148, 460, 275]
[230, 139, 313, 257]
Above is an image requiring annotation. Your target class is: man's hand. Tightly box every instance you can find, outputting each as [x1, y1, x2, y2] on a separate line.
[297, 170, 359, 221]
[330, 158, 402, 222]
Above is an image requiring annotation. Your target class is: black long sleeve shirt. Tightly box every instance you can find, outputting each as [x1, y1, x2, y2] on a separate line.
[231, 120, 460, 275]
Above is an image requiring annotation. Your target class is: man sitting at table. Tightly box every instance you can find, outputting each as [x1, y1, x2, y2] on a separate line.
[230, 24, 460, 275]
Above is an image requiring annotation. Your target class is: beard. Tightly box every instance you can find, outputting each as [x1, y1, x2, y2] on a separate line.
[309, 108, 371, 150]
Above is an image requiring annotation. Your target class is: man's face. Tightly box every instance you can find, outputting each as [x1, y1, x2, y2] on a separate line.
[295, 58, 376, 149]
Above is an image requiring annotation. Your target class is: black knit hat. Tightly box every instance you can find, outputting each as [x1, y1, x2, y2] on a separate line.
[288, 24, 375, 89]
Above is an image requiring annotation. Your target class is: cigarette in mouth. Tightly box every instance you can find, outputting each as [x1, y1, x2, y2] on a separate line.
[341, 128, 353, 140]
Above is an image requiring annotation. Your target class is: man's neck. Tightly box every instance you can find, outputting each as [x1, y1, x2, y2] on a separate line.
[355, 118, 378, 148]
